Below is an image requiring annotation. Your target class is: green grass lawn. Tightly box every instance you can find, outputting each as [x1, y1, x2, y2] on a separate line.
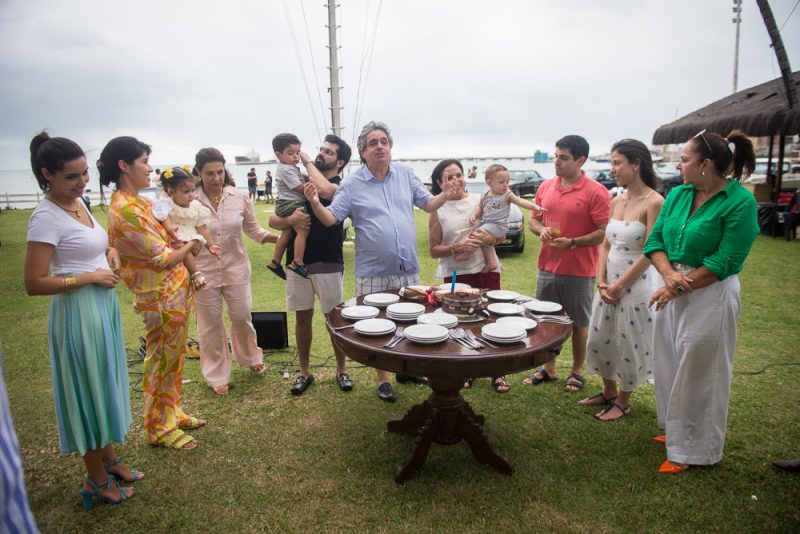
[1, 204, 798, 533]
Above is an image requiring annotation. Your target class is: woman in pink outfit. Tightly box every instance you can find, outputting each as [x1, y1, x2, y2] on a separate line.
[192, 147, 278, 395]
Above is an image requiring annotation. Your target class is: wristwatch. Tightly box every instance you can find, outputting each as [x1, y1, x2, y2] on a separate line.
[570, 238, 577, 249]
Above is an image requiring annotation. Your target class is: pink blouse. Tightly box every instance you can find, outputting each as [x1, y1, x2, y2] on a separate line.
[194, 186, 272, 289]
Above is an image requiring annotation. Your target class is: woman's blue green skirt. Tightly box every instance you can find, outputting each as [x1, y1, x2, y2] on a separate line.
[48, 284, 132, 455]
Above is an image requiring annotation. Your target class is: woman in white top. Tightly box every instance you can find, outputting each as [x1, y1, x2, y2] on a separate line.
[580, 139, 664, 421]
[428, 159, 510, 392]
[24, 132, 141, 510]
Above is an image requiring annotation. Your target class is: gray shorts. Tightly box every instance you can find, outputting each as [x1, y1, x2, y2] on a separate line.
[535, 270, 595, 327]
[276, 198, 305, 217]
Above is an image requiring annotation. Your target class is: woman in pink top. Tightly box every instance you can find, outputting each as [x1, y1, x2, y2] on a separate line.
[192, 148, 278, 395]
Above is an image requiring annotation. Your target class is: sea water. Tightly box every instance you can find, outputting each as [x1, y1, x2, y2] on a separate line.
[1, 158, 606, 197]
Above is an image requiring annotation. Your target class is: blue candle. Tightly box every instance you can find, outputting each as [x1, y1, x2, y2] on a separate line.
[451, 271, 457, 293]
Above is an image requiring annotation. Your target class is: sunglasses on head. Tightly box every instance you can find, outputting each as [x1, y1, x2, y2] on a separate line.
[693, 129, 713, 154]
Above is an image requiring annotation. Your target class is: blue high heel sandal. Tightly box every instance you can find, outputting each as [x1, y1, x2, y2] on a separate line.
[79, 476, 128, 511]
[103, 456, 142, 482]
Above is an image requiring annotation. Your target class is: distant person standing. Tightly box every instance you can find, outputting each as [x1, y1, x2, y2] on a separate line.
[524, 135, 611, 392]
[247, 167, 258, 201]
[467, 165, 478, 179]
[264, 170, 274, 202]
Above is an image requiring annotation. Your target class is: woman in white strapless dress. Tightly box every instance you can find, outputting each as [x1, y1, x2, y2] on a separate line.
[581, 139, 665, 421]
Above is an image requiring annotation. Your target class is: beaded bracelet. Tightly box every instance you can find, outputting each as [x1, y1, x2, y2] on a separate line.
[450, 244, 456, 256]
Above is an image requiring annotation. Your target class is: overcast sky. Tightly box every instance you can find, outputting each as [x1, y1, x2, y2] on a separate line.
[1, 0, 798, 169]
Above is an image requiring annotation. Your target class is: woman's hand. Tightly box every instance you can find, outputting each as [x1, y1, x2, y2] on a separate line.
[106, 247, 121, 273]
[453, 235, 483, 256]
[649, 286, 675, 311]
[662, 269, 694, 296]
[598, 282, 621, 304]
[92, 268, 120, 288]
[207, 244, 222, 257]
[189, 239, 203, 255]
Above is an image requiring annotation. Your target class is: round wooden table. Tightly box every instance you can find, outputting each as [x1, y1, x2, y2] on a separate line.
[327, 293, 572, 483]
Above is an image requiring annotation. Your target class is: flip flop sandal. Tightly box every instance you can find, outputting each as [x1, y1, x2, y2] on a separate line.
[250, 364, 266, 374]
[211, 384, 229, 396]
[563, 372, 585, 392]
[153, 430, 198, 450]
[491, 377, 510, 393]
[179, 416, 208, 430]
[579, 392, 617, 406]
[524, 368, 558, 386]
[463, 378, 474, 388]
[594, 403, 631, 421]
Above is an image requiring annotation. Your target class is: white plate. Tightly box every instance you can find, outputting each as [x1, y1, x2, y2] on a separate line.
[363, 292, 400, 306]
[417, 313, 458, 327]
[386, 302, 426, 315]
[404, 324, 449, 343]
[353, 318, 397, 336]
[482, 323, 526, 340]
[437, 282, 472, 292]
[524, 300, 563, 314]
[386, 312, 423, 322]
[341, 305, 380, 320]
[483, 333, 526, 344]
[496, 316, 538, 330]
[487, 303, 525, 316]
[485, 290, 520, 301]
[405, 334, 449, 344]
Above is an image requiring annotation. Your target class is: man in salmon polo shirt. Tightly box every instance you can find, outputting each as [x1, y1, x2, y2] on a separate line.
[524, 135, 611, 392]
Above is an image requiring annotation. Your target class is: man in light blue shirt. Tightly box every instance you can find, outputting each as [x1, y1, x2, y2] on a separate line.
[305, 121, 457, 401]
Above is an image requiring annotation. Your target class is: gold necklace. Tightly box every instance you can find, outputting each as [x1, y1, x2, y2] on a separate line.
[48, 195, 82, 218]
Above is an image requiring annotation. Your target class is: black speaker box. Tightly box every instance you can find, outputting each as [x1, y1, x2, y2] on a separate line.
[251, 311, 289, 350]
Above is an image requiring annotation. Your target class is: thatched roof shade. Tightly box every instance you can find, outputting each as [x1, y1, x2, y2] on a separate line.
[652, 71, 800, 144]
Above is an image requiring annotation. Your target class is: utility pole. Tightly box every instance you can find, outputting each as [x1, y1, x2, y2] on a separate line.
[326, 0, 343, 137]
[732, 0, 742, 93]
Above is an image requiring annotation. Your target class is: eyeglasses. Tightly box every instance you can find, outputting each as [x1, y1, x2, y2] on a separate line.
[693, 129, 713, 154]
[319, 147, 336, 157]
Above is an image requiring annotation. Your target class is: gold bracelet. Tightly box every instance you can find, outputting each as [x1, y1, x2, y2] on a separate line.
[63, 276, 76, 293]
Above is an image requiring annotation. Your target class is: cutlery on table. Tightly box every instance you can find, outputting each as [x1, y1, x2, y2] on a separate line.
[466, 329, 501, 349]
[383, 326, 405, 348]
[332, 323, 356, 331]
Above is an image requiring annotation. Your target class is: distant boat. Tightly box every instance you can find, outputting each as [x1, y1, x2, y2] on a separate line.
[235, 149, 261, 165]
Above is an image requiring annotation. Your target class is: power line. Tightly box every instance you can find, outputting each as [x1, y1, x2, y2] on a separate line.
[351, 0, 383, 149]
[299, 0, 329, 134]
[779, 0, 800, 30]
[282, 0, 324, 141]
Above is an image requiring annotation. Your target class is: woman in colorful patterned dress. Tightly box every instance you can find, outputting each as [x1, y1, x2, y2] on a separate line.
[581, 139, 663, 421]
[25, 132, 141, 509]
[101, 136, 206, 450]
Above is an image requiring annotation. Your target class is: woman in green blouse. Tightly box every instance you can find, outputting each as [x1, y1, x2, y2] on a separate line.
[643, 129, 758, 474]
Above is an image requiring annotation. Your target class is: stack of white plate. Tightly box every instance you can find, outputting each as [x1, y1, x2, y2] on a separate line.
[341, 305, 380, 320]
[363, 292, 400, 307]
[353, 318, 396, 336]
[386, 302, 426, 322]
[487, 303, 525, 316]
[523, 300, 563, 314]
[417, 312, 458, 328]
[485, 289, 519, 301]
[404, 324, 449, 345]
[481, 323, 527, 344]
[496, 316, 537, 330]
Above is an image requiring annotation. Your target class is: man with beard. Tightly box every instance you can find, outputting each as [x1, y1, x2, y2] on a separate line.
[268, 134, 354, 396]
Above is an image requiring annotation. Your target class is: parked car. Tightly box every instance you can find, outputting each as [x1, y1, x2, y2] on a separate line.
[508, 170, 545, 197]
[745, 158, 800, 190]
[585, 169, 616, 190]
[463, 181, 526, 253]
[657, 173, 684, 197]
